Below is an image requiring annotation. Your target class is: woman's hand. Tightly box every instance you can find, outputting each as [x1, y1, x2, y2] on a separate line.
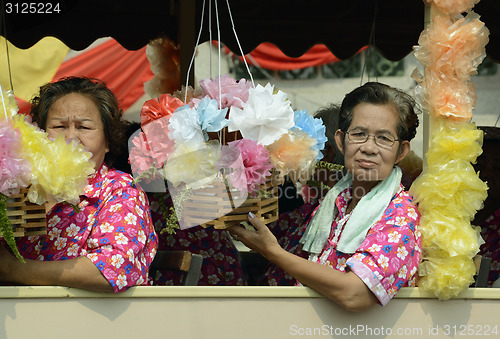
[228, 213, 377, 312]
[227, 213, 283, 261]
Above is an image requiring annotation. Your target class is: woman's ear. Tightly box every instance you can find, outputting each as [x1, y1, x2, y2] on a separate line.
[321, 144, 335, 163]
[395, 140, 411, 164]
[334, 129, 345, 156]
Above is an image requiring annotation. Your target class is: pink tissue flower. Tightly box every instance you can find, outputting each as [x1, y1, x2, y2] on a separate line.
[217, 138, 273, 194]
[129, 117, 175, 182]
[0, 118, 31, 196]
[194, 74, 253, 111]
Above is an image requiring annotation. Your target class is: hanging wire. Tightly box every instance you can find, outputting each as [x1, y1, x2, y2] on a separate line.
[360, 0, 379, 85]
[184, 0, 207, 103]
[208, 0, 213, 78]
[225, 0, 255, 87]
[495, 114, 500, 127]
[214, 0, 222, 110]
[0, 85, 8, 118]
[214, 0, 224, 145]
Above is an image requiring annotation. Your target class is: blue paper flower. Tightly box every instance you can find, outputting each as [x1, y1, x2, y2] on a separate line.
[197, 98, 229, 133]
[292, 110, 327, 160]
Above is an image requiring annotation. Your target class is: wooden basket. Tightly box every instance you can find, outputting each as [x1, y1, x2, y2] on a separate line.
[180, 173, 280, 230]
[4, 188, 47, 237]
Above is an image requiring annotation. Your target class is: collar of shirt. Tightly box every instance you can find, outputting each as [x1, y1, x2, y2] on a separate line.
[335, 187, 352, 218]
[83, 163, 109, 199]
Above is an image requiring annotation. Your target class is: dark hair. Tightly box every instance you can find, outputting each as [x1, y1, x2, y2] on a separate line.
[30, 76, 126, 166]
[338, 82, 420, 142]
[314, 103, 344, 165]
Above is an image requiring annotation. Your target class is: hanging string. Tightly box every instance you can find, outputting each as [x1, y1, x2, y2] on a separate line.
[225, 0, 255, 87]
[184, 0, 207, 103]
[495, 114, 500, 127]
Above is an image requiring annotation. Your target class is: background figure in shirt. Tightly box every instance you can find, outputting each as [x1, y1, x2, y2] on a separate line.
[229, 82, 421, 311]
[474, 126, 500, 286]
[0, 76, 158, 292]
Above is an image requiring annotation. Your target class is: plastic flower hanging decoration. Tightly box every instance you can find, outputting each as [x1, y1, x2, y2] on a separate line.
[411, 0, 489, 300]
[0, 85, 94, 261]
[129, 75, 327, 230]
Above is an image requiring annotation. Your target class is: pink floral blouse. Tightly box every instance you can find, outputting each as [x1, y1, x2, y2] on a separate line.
[17, 164, 158, 292]
[309, 185, 421, 306]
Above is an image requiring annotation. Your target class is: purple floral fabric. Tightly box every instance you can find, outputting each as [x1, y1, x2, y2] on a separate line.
[259, 202, 317, 286]
[148, 193, 247, 286]
[479, 208, 500, 286]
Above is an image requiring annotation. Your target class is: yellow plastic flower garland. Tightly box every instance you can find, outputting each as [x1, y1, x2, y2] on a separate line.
[11, 113, 95, 205]
[411, 1, 489, 299]
[412, 120, 487, 299]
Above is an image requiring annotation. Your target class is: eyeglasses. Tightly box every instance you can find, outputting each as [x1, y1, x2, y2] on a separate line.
[346, 130, 399, 148]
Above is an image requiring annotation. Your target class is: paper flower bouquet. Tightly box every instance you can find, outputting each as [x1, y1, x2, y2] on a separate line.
[0, 86, 95, 261]
[129, 74, 327, 230]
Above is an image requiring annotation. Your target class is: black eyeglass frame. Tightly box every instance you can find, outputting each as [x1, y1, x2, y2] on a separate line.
[345, 130, 400, 148]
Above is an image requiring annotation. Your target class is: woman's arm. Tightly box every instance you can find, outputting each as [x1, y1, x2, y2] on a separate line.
[228, 215, 377, 312]
[0, 245, 113, 292]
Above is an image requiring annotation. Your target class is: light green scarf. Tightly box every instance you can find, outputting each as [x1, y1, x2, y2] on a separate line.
[300, 166, 402, 254]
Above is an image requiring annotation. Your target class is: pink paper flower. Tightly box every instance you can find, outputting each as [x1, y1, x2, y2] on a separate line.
[195, 74, 253, 110]
[129, 117, 175, 183]
[142, 116, 176, 165]
[217, 138, 273, 194]
[0, 118, 31, 196]
[129, 133, 156, 180]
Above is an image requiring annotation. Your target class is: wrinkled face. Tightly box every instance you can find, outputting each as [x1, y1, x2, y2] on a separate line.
[46, 93, 109, 170]
[335, 103, 409, 189]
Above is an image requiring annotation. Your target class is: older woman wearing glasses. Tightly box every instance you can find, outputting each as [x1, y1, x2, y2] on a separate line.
[228, 82, 421, 311]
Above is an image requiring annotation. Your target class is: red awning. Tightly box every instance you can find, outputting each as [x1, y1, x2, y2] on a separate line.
[238, 43, 339, 71]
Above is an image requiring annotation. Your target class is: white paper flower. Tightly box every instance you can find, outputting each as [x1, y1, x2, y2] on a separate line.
[227, 83, 294, 146]
[168, 106, 205, 145]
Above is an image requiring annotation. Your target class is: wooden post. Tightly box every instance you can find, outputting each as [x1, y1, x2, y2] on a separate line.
[179, 0, 196, 88]
[422, 3, 433, 163]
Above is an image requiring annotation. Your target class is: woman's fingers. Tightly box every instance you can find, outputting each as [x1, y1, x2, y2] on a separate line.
[247, 212, 265, 231]
[227, 224, 246, 240]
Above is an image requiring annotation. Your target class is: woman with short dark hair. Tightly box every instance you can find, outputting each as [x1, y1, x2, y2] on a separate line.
[0, 76, 158, 292]
[229, 82, 421, 311]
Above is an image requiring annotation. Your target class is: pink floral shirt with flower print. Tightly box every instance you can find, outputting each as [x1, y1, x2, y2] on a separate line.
[310, 185, 421, 306]
[17, 164, 158, 293]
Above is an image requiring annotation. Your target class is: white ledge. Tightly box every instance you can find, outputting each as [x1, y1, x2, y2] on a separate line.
[1, 286, 499, 299]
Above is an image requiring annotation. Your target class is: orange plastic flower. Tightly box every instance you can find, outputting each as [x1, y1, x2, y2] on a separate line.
[140, 93, 184, 127]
